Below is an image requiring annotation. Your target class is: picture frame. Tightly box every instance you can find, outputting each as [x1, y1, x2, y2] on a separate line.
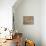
[23, 16, 34, 25]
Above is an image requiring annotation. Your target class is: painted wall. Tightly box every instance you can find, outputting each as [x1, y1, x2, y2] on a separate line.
[41, 0, 46, 46]
[13, 0, 41, 46]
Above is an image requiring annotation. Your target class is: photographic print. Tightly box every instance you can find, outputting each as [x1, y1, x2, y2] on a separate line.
[23, 16, 34, 25]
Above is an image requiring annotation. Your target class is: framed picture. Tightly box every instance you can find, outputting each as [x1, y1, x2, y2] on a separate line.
[23, 16, 34, 25]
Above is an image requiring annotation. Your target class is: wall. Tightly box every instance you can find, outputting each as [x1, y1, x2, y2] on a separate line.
[13, 0, 41, 46]
[0, 0, 16, 30]
[41, 0, 46, 46]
